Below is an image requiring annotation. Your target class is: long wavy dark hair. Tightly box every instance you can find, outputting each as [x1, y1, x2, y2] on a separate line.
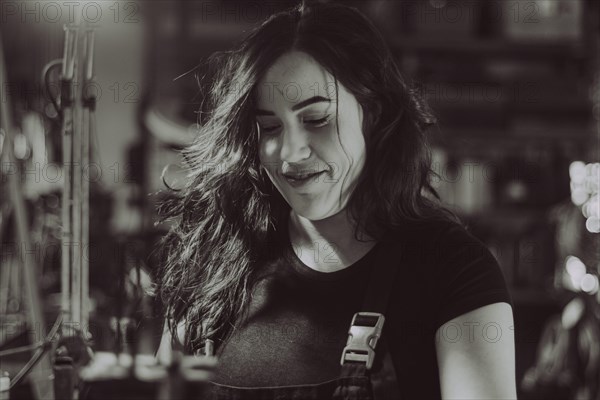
[156, 1, 462, 355]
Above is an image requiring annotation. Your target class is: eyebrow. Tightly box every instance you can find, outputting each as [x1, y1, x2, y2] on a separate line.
[255, 96, 332, 116]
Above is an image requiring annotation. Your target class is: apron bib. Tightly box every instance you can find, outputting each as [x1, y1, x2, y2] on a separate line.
[203, 237, 403, 400]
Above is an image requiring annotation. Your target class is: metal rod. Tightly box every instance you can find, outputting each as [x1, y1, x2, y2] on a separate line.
[85, 29, 95, 81]
[81, 28, 95, 331]
[70, 28, 82, 328]
[0, 30, 53, 400]
[60, 26, 78, 325]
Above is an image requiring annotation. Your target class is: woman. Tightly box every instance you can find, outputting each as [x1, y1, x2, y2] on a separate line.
[155, 2, 517, 399]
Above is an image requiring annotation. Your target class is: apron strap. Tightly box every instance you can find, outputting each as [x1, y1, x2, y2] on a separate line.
[369, 335, 401, 400]
[334, 238, 403, 400]
[332, 363, 373, 400]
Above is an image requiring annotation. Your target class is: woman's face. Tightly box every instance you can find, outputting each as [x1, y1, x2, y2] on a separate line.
[255, 50, 366, 221]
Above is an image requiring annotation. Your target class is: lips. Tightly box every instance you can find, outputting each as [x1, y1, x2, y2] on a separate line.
[282, 170, 327, 186]
[283, 171, 325, 180]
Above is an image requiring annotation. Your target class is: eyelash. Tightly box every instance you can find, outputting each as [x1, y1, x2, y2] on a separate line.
[306, 116, 331, 127]
[260, 116, 331, 134]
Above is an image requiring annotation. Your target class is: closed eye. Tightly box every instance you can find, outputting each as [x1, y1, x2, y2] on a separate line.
[304, 116, 331, 128]
[261, 125, 280, 134]
[255, 119, 279, 134]
[259, 115, 331, 135]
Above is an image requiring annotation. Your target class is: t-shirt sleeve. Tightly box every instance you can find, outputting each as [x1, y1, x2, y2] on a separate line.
[432, 222, 513, 330]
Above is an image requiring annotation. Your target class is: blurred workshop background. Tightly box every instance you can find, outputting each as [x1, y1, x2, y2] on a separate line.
[1, 0, 599, 399]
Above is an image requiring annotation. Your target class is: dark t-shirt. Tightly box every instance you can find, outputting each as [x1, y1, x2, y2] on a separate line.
[208, 219, 513, 399]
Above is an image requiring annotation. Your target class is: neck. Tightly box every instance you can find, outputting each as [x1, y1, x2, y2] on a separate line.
[288, 209, 374, 251]
[287, 209, 377, 272]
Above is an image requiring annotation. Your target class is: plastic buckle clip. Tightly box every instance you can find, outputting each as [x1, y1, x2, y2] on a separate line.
[340, 312, 385, 370]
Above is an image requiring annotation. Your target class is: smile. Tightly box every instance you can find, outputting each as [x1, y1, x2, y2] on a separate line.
[283, 171, 327, 187]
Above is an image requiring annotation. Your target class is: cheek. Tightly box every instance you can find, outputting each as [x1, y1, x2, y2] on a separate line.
[258, 138, 280, 173]
[336, 121, 366, 166]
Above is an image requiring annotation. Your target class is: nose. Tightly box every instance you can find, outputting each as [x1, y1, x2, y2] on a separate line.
[279, 124, 311, 163]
